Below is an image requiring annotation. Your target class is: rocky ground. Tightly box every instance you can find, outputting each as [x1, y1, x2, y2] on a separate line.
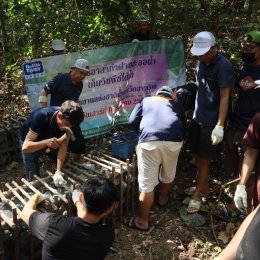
[0, 69, 243, 260]
[0, 147, 243, 260]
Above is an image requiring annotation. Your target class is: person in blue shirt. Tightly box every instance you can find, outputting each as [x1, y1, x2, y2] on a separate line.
[38, 59, 89, 159]
[128, 86, 186, 231]
[185, 31, 233, 213]
[226, 31, 260, 179]
[19, 100, 84, 185]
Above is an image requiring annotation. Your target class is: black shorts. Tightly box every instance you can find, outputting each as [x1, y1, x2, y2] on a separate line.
[186, 120, 222, 160]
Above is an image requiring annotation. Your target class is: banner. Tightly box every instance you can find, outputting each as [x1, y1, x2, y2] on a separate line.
[23, 39, 186, 138]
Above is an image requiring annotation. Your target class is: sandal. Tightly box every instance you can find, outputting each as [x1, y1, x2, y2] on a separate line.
[124, 217, 149, 232]
[187, 199, 201, 214]
[184, 186, 211, 198]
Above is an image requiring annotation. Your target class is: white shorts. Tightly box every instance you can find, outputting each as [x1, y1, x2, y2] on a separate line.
[136, 141, 183, 192]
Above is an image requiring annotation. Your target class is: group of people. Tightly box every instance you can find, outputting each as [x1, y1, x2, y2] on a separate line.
[18, 23, 260, 259]
[19, 39, 119, 259]
[128, 29, 260, 259]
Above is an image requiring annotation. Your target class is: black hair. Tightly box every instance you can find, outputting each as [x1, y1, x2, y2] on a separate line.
[82, 176, 118, 215]
[60, 100, 84, 126]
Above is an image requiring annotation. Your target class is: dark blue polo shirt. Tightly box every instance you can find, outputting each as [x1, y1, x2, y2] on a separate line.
[44, 73, 83, 106]
[129, 96, 186, 143]
[231, 64, 260, 132]
[19, 107, 63, 141]
[193, 53, 233, 126]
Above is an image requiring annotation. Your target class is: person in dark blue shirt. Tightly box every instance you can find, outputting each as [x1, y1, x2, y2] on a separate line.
[19, 100, 84, 183]
[38, 59, 89, 158]
[186, 31, 233, 214]
[128, 86, 186, 231]
[225, 30, 260, 180]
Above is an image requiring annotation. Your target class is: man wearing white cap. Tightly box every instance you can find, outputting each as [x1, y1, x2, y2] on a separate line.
[51, 39, 66, 56]
[186, 31, 233, 213]
[38, 59, 89, 159]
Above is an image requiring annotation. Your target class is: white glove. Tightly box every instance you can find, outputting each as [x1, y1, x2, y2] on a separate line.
[211, 125, 224, 145]
[72, 189, 81, 205]
[53, 170, 67, 187]
[234, 184, 247, 213]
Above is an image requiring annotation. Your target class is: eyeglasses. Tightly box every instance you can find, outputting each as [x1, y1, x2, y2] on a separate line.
[241, 42, 259, 51]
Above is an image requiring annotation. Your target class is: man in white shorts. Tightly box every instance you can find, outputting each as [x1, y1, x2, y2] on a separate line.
[128, 86, 186, 231]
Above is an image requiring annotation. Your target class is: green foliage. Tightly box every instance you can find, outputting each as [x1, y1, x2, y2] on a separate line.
[0, 0, 258, 79]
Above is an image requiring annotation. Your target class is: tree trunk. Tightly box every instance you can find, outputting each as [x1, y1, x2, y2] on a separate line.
[183, 0, 189, 51]
[0, 2, 8, 78]
[246, 0, 254, 20]
[149, 0, 157, 39]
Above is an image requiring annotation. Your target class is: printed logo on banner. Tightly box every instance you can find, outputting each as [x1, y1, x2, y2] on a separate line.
[23, 61, 44, 79]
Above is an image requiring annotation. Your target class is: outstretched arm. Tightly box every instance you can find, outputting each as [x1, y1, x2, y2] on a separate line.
[21, 193, 42, 225]
[216, 205, 260, 260]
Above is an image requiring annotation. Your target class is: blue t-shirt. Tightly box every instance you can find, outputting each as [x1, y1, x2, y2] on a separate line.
[231, 64, 260, 132]
[19, 107, 63, 141]
[128, 96, 186, 143]
[193, 53, 233, 126]
[44, 73, 83, 106]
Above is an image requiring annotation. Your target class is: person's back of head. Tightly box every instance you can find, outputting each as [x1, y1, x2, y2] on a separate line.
[82, 176, 117, 215]
[60, 100, 84, 126]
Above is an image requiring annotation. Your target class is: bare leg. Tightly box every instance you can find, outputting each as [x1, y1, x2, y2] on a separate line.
[192, 156, 211, 201]
[135, 191, 154, 230]
[158, 182, 174, 205]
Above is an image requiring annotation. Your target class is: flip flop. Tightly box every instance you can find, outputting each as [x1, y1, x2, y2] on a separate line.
[184, 186, 211, 197]
[124, 217, 149, 232]
[187, 199, 201, 214]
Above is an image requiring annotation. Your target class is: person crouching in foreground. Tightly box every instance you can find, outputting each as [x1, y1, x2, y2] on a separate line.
[19, 100, 84, 186]
[21, 176, 118, 260]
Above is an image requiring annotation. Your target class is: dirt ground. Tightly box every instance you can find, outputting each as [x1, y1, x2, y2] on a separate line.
[0, 148, 242, 260]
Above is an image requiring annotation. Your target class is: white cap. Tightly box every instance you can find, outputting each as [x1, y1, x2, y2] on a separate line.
[137, 15, 149, 23]
[191, 31, 216, 56]
[51, 39, 65, 51]
[156, 86, 174, 96]
[71, 59, 89, 72]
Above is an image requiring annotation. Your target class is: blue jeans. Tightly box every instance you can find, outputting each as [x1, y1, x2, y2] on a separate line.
[19, 139, 57, 178]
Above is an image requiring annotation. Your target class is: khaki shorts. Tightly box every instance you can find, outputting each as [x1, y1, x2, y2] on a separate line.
[136, 141, 183, 192]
